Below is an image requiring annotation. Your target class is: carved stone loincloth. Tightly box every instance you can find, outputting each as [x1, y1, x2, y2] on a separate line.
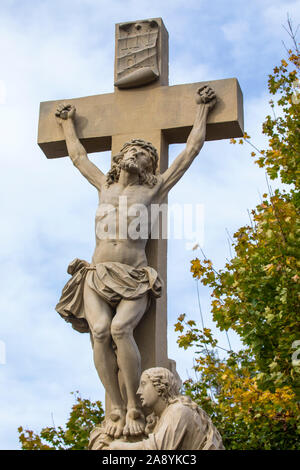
[55, 258, 163, 333]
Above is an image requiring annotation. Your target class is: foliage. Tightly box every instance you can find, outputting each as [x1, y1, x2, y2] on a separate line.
[18, 392, 104, 450]
[175, 24, 300, 449]
[230, 24, 300, 191]
[190, 188, 299, 393]
[175, 315, 300, 450]
[190, 33, 300, 394]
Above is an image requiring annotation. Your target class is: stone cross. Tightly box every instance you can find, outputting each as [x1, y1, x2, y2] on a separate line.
[38, 18, 243, 375]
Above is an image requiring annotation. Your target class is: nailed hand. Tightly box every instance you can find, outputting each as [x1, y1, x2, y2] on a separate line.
[55, 103, 76, 123]
[195, 85, 217, 111]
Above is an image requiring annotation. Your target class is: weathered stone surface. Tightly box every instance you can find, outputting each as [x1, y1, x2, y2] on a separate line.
[114, 18, 163, 89]
[89, 368, 225, 450]
[38, 78, 243, 159]
[54, 84, 217, 439]
[40, 17, 243, 446]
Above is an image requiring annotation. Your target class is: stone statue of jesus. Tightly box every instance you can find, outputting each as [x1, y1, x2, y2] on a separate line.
[55, 85, 216, 440]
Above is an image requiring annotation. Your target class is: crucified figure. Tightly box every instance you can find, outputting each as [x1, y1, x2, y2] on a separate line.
[55, 85, 216, 439]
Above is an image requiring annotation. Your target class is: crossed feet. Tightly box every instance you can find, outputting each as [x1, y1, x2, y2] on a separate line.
[104, 407, 145, 438]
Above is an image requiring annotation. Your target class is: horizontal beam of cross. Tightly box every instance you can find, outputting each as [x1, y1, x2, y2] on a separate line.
[38, 78, 243, 159]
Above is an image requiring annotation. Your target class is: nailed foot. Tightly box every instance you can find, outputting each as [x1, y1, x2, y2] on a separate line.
[123, 408, 145, 437]
[104, 408, 126, 439]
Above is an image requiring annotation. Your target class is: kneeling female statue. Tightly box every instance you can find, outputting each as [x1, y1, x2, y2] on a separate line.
[89, 367, 225, 450]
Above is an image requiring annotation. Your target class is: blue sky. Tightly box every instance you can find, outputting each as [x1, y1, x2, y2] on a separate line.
[0, 0, 299, 449]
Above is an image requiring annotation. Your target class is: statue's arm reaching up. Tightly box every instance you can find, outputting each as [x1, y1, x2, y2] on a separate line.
[159, 86, 216, 199]
[55, 104, 106, 190]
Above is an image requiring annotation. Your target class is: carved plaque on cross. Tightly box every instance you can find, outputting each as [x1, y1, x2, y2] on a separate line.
[115, 19, 162, 89]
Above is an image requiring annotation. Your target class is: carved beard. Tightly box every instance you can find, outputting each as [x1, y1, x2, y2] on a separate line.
[120, 156, 139, 173]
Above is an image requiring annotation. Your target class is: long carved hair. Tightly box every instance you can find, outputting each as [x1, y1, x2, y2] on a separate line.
[106, 139, 159, 188]
[143, 367, 225, 449]
[143, 367, 181, 435]
[143, 367, 181, 404]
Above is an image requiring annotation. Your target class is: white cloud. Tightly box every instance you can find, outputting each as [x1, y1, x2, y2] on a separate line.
[221, 20, 250, 43]
[263, 1, 300, 34]
[0, 80, 7, 104]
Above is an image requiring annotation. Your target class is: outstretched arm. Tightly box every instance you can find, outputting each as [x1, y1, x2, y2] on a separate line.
[55, 104, 106, 190]
[159, 86, 216, 198]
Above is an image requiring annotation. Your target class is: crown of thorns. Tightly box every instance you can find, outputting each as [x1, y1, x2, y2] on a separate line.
[120, 139, 158, 173]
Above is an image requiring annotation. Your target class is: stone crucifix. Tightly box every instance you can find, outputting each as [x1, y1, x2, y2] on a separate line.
[38, 18, 243, 440]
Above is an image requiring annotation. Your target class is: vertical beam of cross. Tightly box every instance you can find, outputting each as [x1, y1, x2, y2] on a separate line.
[111, 18, 171, 372]
[112, 131, 170, 373]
